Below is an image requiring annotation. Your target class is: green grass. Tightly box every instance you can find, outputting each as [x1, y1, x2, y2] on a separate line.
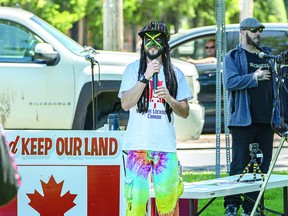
[182, 170, 288, 216]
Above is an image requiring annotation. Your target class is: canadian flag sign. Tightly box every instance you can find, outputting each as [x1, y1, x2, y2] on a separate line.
[0, 130, 126, 216]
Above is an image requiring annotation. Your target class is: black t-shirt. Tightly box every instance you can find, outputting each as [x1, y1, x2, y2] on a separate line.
[245, 50, 273, 123]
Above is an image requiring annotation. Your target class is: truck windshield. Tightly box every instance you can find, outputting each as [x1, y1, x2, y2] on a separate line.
[31, 15, 85, 55]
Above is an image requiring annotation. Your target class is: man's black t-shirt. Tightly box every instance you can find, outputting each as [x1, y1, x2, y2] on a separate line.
[245, 50, 273, 124]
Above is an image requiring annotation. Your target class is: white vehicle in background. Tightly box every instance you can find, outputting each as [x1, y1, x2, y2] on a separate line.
[0, 6, 204, 140]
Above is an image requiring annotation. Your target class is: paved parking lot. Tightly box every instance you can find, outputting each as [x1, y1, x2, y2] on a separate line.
[177, 133, 288, 172]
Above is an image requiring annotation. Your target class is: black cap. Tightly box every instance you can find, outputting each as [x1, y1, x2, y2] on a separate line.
[240, 17, 265, 30]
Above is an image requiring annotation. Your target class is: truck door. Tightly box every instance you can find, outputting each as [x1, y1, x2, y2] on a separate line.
[0, 20, 74, 129]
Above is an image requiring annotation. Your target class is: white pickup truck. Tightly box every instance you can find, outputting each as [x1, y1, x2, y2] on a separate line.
[0, 7, 204, 140]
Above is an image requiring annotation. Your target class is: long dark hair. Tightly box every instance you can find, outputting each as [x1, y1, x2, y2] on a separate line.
[137, 38, 178, 122]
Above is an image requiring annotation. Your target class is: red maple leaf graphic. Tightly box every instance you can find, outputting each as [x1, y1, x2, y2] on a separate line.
[27, 175, 77, 216]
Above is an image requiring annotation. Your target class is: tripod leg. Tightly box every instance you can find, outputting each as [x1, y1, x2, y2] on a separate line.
[254, 162, 265, 181]
[253, 162, 257, 181]
[237, 164, 251, 182]
[256, 166, 265, 181]
[250, 132, 288, 216]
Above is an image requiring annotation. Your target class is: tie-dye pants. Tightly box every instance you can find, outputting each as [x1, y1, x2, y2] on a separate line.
[124, 150, 183, 216]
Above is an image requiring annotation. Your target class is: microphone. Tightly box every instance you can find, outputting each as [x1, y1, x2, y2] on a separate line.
[258, 52, 276, 59]
[85, 55, 98, 63]
[153, 73, 158, 89]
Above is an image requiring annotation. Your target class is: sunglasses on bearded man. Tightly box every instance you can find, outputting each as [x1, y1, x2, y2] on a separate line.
[244, 27, 264, 33]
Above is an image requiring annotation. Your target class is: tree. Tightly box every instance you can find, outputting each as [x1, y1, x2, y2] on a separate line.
[1, 0, 87, 32]
[1, 0, 287, 50]
[103, 0, 123, 51]
[1, 0, 103, 48]
[122, 0, 240, 51]
[254, 0, 287, 23]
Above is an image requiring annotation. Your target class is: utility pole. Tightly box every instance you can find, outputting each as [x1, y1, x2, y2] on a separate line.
[240, 0, 254, 20]
[103, 0, 123, 51]
[215, 0, 228, 178]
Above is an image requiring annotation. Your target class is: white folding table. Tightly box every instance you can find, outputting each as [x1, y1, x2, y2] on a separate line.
[149, 174, 288, 216]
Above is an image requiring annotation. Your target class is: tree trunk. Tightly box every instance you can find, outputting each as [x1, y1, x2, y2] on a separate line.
[240, 0, 254, 21]
[103, 0, 123, 51]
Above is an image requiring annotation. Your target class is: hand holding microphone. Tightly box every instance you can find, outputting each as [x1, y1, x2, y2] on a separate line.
[146, 59, 161, 89]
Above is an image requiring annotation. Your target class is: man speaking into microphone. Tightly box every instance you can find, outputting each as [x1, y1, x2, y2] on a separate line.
[118, 21, 192, 216]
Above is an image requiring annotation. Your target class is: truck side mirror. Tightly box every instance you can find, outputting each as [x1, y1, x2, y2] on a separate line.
[34, 43, 59, 65]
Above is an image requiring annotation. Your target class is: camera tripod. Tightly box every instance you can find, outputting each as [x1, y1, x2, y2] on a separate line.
[250, 131, 288, 215]
[237, 145, 265, 183]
